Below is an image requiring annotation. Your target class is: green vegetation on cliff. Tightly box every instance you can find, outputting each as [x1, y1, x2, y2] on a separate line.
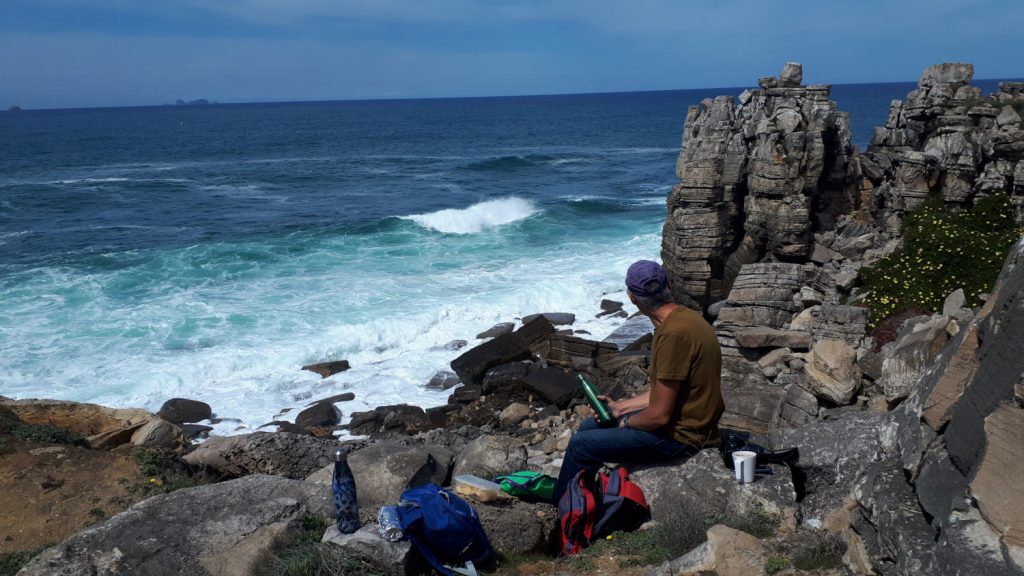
[861, 191, 1022, 329]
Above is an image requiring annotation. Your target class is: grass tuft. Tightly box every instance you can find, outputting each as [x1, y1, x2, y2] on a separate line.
[255, 515, 389, 576]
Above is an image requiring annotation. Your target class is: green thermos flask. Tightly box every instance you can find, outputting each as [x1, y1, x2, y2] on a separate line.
[578, 374, 614, 426]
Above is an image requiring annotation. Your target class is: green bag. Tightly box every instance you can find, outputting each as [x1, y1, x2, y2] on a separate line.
[494, 471, 555, 501]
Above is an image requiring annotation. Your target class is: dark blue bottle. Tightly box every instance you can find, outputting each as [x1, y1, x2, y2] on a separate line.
[332, 447, 359, 534]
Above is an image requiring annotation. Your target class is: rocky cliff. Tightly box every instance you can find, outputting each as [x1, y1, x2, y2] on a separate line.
[663, 62, 1024, 575]
[662, 62, 860, 310]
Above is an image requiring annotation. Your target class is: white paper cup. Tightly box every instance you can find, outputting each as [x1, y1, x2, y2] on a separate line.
[732, 451, 757, 483]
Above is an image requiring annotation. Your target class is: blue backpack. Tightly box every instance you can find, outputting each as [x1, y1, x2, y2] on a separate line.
[396, 483, 493, 576]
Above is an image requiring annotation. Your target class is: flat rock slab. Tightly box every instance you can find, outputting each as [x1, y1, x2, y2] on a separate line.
[631, 450, 796, 524]
[19, 475, 333, 576]
[302, 360, 351, 378]
[322, 524, 412, 576]
[601, 315, 652, 351]
[183, 432, 335, 479]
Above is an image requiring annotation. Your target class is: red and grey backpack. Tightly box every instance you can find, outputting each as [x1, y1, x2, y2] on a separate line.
[557, 466, 650, 556]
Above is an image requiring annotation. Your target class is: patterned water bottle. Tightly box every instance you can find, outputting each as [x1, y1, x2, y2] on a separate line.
[332, 447, 359, 534]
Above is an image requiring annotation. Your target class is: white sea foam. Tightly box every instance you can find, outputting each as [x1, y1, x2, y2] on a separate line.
[0, 222, 662, 435]
[401, 197, 539, 234]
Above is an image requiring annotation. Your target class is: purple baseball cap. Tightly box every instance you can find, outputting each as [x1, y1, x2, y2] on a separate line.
[625, 260, 668, 297]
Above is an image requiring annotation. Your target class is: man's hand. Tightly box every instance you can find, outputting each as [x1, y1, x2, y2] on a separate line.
[598, 395, 626, 419]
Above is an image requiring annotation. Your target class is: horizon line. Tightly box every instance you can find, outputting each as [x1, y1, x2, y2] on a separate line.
[6, 76, 1022, 113]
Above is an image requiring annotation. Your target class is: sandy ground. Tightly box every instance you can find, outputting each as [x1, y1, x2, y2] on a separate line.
[0, 438, 147, 555]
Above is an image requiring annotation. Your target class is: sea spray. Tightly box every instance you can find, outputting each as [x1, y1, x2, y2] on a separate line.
[400, 196, 539, 234]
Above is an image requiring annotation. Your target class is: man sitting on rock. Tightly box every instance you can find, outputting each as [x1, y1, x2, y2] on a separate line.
[552, 259, 725, 503]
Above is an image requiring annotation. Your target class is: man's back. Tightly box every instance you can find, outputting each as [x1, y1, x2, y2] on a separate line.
[647, 306, 724, 447]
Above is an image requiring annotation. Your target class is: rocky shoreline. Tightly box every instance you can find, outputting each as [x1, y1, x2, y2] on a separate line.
[3, 62, 1024, 576]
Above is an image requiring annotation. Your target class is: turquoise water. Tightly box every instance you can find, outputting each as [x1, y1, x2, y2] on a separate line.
[0, 81, 1008, 434]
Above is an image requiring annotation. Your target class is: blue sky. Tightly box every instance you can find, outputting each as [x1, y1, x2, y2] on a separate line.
[2, 0, 1021, 109]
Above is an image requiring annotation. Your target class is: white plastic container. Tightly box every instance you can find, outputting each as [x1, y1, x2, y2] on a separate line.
[451, 475, 508, 502]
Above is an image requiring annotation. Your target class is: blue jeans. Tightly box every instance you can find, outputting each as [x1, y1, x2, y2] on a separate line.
[552, 412, 700, 504]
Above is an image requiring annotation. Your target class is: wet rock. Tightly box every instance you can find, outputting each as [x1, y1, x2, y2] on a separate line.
[450, 317, 554, 386]
[307, 392, 356, 405]
[476, 322, 514, 339]
[545, 334, 617, 368]
[156, 398, 212, 425]
[425, 371, 460, 391]
[521, 312, 575, 326]
[295, 403, 340, 429]
[521, 366, 578, 408]
[302, 360, 351, 378]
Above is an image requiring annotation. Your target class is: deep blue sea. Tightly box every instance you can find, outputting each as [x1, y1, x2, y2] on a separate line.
[0, 80, 1008, 435]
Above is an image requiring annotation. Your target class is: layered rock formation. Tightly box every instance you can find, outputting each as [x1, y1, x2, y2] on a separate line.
[864, 63, 1024, 229]
[662, 62, 859, 309]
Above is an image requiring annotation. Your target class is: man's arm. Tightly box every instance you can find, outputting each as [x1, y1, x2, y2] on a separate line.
[602, 391, 650, 418]
[619, 378, 680, 431]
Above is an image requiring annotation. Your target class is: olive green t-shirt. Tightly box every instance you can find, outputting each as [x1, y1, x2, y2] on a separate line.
[647, 306, 724, 447]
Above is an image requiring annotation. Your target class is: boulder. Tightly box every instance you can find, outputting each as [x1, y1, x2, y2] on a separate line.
[805, 339, 861, 405]
[183, 432, 335, 479]
[545, 334, 617, 368]
[631, 450, 796, 524]
[295, 403, 340, 429]
[425, 371, 460, 391]
[321, 524, 412, 576]
[521, 312, 575, 326]
[472, 498, 559, 555]
[521, 366, 578, 408]
[302, 360, 351, 378]
[879, 315, 950, 403]
[476, 322, 514, 339]
[649, 525, 767, 576]
[0, 398, 154, 438]
[346, 442, 452, 510]
[918, 62, 974, 88]
[130, 418, 187, 450]
[156, 398, 212, 425]
[481, 362, 530, 395]
[307, 392, 356, 405]
[451, 435, 528, 480]
[942, 288, 966, 317]
[347, 404, 433, 436]
[450, 317, 554, 386]
[770, 410, 889, 524]
[498, 403, 531, 428]
[970, 403, 1024, 557]
[18, 475, 333, 576]
[779, 61, 803, 87]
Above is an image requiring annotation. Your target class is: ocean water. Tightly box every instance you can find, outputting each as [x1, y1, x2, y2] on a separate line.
[0, 80, 1009, 435]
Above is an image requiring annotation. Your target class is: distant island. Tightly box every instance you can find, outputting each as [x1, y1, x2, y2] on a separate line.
[174, 99, 218, 106]
[7, 105, 21, 112]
